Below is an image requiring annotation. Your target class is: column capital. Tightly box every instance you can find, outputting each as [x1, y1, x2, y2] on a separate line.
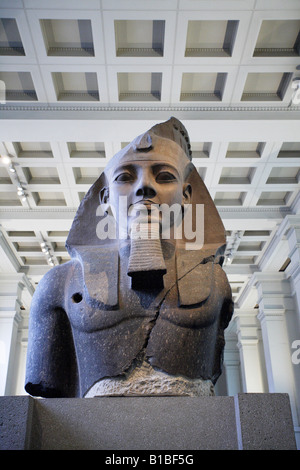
[234, 308, 260, 330]
[0, 228, 22, 273]
[0, 273, 35, 296]
[278, 214, 300, 238]
[257, 308, 286, 323]
[258, 214, 300, 272]
[234, 308, 259, 317]
[237, 339, 259, 351]
[0, 310, 23, 323]
[279, 215, 300, 264]
[252, 271, 286, 284]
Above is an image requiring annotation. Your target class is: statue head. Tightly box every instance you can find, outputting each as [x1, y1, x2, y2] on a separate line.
[100, 118, 194, 240]
[66, 117, 226, 258]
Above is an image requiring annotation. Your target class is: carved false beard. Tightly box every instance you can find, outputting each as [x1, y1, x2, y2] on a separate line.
[127, 222, 167, 290]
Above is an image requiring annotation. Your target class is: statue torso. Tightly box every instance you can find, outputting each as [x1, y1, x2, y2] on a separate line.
[60, 245, 232, 397]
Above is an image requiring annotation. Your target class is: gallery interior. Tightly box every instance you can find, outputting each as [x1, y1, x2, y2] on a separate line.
[0, 0, 300, 448]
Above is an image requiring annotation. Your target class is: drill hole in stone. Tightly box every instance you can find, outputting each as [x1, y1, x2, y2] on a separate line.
[72, 292, 83, 303]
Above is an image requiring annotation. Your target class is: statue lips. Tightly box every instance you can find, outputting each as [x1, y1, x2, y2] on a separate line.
[129, 200, 158, 217]
[128, 200, 162, 244]
[132, 199, 157, 207]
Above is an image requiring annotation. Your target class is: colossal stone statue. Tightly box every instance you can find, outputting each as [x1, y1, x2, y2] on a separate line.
[25, 117, 233, 398]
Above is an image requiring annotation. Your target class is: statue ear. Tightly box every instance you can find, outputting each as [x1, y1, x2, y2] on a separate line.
[182, 183, 192, 204]
[99, 187, 111, 215]
[99, 186, 109, 204]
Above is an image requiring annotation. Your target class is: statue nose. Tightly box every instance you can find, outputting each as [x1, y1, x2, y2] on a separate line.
[135, 175, 156, 199]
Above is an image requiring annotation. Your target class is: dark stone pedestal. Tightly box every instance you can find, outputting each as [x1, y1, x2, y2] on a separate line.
[0, 394, 296, 450]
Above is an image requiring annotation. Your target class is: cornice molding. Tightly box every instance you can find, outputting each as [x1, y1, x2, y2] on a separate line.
[218, 206, 291, 213]
[0, 208, 77, 213]
[0, 104, 300, 114]
[0, 206, 291, 217]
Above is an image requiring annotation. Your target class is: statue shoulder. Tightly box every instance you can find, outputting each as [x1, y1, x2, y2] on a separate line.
[31, 260, 74, 308]
[38, 260, 73, 286]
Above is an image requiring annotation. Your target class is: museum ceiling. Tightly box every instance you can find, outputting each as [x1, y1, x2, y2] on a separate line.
[0, 0, 299, 310]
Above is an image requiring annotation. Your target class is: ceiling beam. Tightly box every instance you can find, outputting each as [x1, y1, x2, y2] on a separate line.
[0, 114, 300, 143]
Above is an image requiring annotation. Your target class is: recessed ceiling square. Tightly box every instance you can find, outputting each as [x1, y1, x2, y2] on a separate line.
[191, 142, 211, 158]
[0, 191, 22, 206]
[237, 241, 264, 252]
[52, 72, 99, 101]
[8, 230, 36, 238]
[68, 142, 105, 158]
[52, 242, 67, 252]
[254, 20, 300, 57]
[243, 230, 271, 237]
[180, 72, 227, 101]
[0, 18, 25, 56]
[266, 167, 300, 184]
[23, 167, 60, 184]
[13, 241, 41, 252]
[118, 72, 162, 101]
[256, 191, 291, 206]
[47, 230, 69, 238]
[226, 142, 264, 158]
[40, 19, 94, 57]
[115, 20, 165, 57]
[231, 256, 257, 265]
[185, 20, 238, 57]
[32, 191, 66, 206]
[219, 167, 255, 184]
[241, 72, 292, 101]
[21, 256, 48, 265]
[0, 71, 37, 101]
[277, 142, 300, 158]
[214, 191, 246, 206]
[0, 167, 12, 184]
[14, 142, 53, 158]
[73, 167, 103, 184]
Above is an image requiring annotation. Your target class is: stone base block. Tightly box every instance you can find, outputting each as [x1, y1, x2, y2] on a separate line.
[0, 393, 296, 450]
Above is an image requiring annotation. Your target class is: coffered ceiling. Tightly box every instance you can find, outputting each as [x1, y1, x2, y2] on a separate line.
[0, 0, 299, 310]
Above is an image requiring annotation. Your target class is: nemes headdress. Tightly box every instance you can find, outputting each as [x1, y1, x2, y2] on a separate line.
[132, 116, 192, 159]
[103, 117, 192, 178]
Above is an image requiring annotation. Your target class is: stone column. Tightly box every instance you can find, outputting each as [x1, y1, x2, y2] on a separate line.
[282, 215, 300, 446]
[284, 215, 300, 322]
[234, 309, 267, 393]
[254, 272, 298, 421]
[0, 275, 26, 395]
[223, 348, 242, 396]
[8, 310, 30, 396]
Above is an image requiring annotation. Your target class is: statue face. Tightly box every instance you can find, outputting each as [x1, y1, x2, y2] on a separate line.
[104, 149, 191, 238]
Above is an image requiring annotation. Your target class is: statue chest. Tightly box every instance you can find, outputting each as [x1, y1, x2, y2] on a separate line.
[64, 260, 222, 334]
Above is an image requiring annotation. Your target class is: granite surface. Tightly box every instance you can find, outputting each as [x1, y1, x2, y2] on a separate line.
[0, 394, 297, 450]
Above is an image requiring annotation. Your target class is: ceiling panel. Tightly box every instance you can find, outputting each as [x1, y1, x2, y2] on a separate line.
[115, 20, 165, 57]
[0, 18, 25, 56]
[185, 20, 238, 57]
[254, 19, 300, 57]
[40, 19, 95, 57]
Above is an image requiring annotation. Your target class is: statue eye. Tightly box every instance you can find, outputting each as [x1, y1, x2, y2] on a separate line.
[114, 172, 134, 182]
[156, 171, 176, 182]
